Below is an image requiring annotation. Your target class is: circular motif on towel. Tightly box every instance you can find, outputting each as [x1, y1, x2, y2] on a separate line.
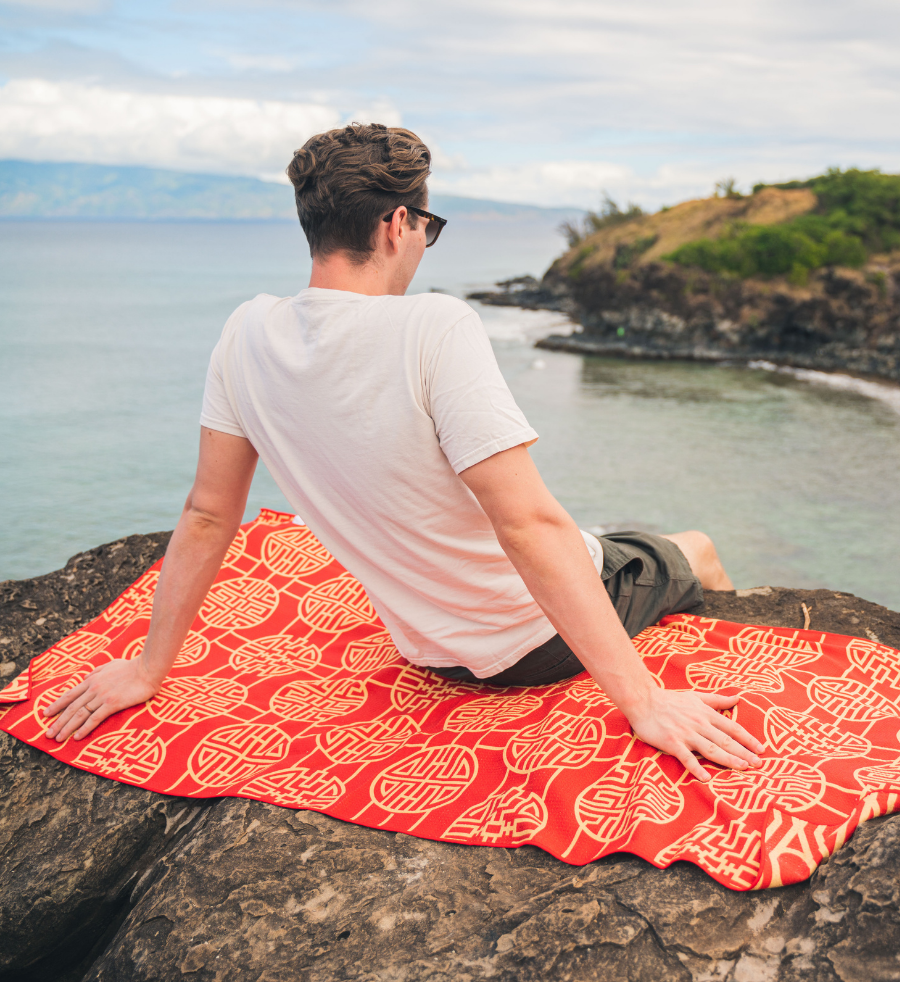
[187, 723, 290, 787]
[575, 757, 683, 844]
[847, 638, 900, 689]
[443, 693, 543, 732]
[807, 676, 900, 722]
[223, 528, 248, 567]
[123, 631, 211, 668]
[316, 715, 419, 764]
[102, 570, 160, 628]
[229, 635, 322, 677]
[199, 577, 280, 630]
[371, 745, 477, 813]
[298, 573, 377, 633]
[0, 670, 30, 705]
[550, 676, 613, 711]
[269, 677, 368, 724]
[854, 759, 900, 791]
[298, 573, 378, 634]
[31, 632, 111, 683]
[340, 631, 400, 673]
[148, 676, 248, 725]
[262, 527, 334, 578]
[240, 766, 345, 809]
[389, 664, 447, 714]
[764, 706, 871, 759]
[633, 623, 708, 658]
[443, 787, 548, 845]
[686, 654, 784, 694]
[504, 711, 605, 773]
[73, 728, 166, 783]
[728, 626, 822, 667]
[709, 757, 826, 813]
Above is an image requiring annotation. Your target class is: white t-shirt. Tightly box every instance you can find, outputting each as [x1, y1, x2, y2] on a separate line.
[200, 288, 598, 678]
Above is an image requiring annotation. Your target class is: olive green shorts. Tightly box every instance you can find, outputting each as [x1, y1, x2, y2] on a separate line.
[428, 531, 703, 686]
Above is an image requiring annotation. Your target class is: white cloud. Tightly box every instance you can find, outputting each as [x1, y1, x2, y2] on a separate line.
[343, 100, 404, 128]
[0, 78, 342, 176]
[3, 1, 899, 207]
[431, 160, 633, 207]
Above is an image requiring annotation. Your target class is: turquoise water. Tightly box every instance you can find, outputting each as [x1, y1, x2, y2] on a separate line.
[2, 219, 899, 609]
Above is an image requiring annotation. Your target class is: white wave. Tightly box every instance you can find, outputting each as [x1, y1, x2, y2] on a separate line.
[748, 360, 900, 415]
[470, 302, 577, 344]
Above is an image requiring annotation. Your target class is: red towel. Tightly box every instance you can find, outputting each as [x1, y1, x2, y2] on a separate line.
[3, 508, 899, 890]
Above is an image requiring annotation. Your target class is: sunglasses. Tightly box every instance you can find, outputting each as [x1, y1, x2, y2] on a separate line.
[382, 205, 447, 247]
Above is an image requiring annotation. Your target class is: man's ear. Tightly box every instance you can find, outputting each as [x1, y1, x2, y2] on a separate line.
[383, 206, 409, 254]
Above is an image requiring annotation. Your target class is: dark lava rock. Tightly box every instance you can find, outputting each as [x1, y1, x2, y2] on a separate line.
[0, 530, 173, 681]
[470, 262, 900, 385]
[2, 533, 900, 981]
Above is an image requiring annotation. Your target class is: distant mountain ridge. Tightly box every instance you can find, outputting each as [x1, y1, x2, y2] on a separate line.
[0, 159, 576, 222]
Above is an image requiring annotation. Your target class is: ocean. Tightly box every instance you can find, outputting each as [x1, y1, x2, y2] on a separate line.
[2, 217, 899, 609]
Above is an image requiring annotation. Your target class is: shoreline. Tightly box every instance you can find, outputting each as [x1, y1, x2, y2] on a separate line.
[469, 268, 900, 386]
[533, 331, 900, 391]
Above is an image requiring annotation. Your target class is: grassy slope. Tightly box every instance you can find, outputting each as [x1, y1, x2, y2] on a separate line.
[552, 187, 818, 276]
[552, 169, 900, 287]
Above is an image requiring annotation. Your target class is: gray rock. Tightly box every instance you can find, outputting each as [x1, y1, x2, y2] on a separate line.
[0, 733, 207, 982]
[2, 534, 900, 980]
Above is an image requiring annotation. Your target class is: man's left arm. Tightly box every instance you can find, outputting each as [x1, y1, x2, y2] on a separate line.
[45, 427, 258, 742]
[460, 444, 765, 782]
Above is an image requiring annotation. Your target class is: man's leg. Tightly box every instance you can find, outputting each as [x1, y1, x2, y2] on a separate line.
[660, 531, 733, 591]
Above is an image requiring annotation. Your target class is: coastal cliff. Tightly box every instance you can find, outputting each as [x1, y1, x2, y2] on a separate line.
[2, 534, 900, 981]
[470, 177, 900, 384]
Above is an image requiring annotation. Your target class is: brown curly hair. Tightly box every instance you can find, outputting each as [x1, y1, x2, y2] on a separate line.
[286, 123, 431, 261]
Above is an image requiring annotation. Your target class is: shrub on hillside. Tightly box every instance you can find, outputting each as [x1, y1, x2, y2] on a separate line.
[666, 167, 896, 280]
[667, 220, 867, 280]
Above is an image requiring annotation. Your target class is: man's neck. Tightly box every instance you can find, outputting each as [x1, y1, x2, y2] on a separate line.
[308, 253, 409, 297]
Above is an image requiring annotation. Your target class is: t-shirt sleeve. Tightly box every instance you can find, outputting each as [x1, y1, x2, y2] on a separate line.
[426, 309, 538, 474]
[199, 338, 246, 438]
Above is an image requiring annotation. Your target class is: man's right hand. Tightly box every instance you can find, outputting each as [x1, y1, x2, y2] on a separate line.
[43, 427, 260, 745]
[44, 658, 161, 743]
[623, 687, 764, 782]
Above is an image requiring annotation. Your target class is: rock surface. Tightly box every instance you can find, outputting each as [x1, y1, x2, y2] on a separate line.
[2, 534, 900, 981]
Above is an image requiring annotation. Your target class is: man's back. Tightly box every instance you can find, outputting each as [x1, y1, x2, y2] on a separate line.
[200, 287, 556, 676]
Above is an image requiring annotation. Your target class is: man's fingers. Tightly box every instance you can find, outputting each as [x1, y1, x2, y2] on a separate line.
[47, 689, 99, 741]
[697, 691, 740, 709]
[678, 750, 711, 783]
[73, 705, 113, 741]
[45, 696, 84, 738]
[694, 691, 766, 756]
[52, 702, 94, 742]
[44, 678, 89, 718]
[711, 714, 766, 757]
[694, 726, 764, 771]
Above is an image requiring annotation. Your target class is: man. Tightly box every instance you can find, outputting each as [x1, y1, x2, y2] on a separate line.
[47, 123, 764, 782]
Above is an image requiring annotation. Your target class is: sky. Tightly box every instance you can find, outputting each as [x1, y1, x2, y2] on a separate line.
[1, 0, 899, 208]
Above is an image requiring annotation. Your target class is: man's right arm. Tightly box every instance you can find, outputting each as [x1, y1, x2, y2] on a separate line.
[459, 444, 765, 782]
[44, 427, 259, 742]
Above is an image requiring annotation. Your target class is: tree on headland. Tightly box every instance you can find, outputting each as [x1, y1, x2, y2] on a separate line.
[714, 178, 742, 199]
[559, 193, 644, 247]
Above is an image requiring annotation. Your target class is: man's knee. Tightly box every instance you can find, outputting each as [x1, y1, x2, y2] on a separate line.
[661, 529, 731, 590]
